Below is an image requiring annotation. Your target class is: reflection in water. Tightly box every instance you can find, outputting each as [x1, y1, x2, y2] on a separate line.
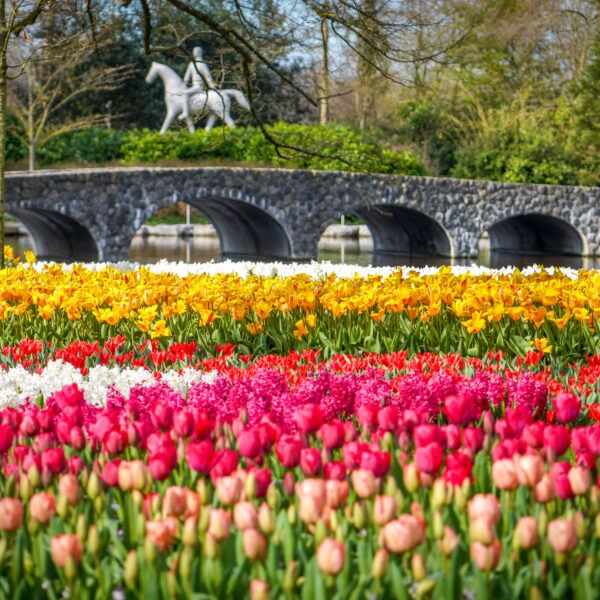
[7, 232, 600, 270]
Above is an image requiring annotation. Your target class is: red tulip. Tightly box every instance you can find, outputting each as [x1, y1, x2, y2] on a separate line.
[186, 440, 214, 473]
[324, 461, 347, 480]
[415, 442, 443, 474]
[237, 429, 261, 459]
[320, 421, 345, 450]
[462, 427, 483, 453]
[443, 394, 472, 425]
[543, 425, 570, 457]
[275, 436, 301, 469]
[553, 392, 581, 424]
[300, 447, 322, 476]
[293, 404, 322, 434]
[148, 447, 176, 480]
[101, 459, 121, 486]
[42, 447, 66, 475]
[173, 410, 194, 438]
[210, 449, 239, 482]
[359, 450, 391, 477]
[413, 424, 444, 448]
[0, 424, 15, 453]
[442, 425, 461, 451]
[151, 402, 173, 431]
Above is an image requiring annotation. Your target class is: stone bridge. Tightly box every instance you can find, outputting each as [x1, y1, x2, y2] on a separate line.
[5, 167, 600, 262]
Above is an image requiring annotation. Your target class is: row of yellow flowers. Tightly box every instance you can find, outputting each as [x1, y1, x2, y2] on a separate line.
[1, 247, 599, 358]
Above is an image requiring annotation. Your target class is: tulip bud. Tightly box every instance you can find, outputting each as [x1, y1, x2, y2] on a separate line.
[352, 502, 366, 530]
[530, 586, 543, 600]
[250, 579, 270, 600]
[287, 504, 296, 526]
[87, 472, 101, 500]
[403, 463, 420, 493]
[196, 479, 209, 505]
[594, 514, 600, 539]
[182, 517, 198, 547]
[143, 537, 156, 564]
[258, 503, 275, 536]
[93, 496, 104, 513]
[199, 505, 210, 532]
[87, 525, 101, 555]
[575, 511, 586, 539]
[19, 474, 32, 502]
[432, 511, 444, 540]
[537, 508, 548, 538]
[204, 533, 219, 559]
[179, 547, 193, 579]
[124, 550, 138, 590]
[23, 551, 33, 574]
[384, 475, 397, 497]
[76, 513, 87, 543]
[56, 494, 69, 519]
[283, 561, 298, 592]
[371, 548, 388, 579]
[411, 552, 426, 582]
[266, 483, 278, 510]
[314, 520, 328, 547]
[28, 465, 40, 489]
[5, 474, 15, 498]
[167, 572, 177, 597]
[438, 526, 459, 557]
[416, 579, 436, 597]
[64, 556, 77, 581]
[245, 472, 257, 501]
[431, 479, 447, 510]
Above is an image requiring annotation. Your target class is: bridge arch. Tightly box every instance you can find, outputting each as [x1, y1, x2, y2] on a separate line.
[7, 207, 99, 262]
[486, 213, 586, 256]
[192, 197, 291, 259]
[349, 205, 452, 258]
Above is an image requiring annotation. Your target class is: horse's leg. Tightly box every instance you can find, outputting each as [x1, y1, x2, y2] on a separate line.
[223, 97, 235, 128]
[205, 113, 216, 132]
[160, 109, 177, 135]
[186, 116, 196, 134]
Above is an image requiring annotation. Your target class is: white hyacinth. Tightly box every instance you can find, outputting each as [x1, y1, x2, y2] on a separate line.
[0, 361, 218, 409]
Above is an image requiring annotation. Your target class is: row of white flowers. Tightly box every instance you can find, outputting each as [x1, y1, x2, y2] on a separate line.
[0, 361, 217, 410]
[32, 259, 581, 280]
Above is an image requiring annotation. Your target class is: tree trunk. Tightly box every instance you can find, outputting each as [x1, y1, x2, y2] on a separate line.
[28, 69, 35, 171]
[0, 2, 6, 269]
[319, 15, 329, 125]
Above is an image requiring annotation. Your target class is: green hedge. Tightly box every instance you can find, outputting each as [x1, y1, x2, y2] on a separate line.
[119, 123, 427, 175]
[6, 123, 427, 176]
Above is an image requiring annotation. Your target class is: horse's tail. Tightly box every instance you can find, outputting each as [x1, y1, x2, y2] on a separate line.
[223, 89, 250, 111]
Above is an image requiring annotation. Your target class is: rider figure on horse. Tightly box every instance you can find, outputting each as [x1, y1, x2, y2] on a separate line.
[181, 47, 216, 121]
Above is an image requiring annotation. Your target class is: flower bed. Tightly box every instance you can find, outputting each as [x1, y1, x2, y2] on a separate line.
[0, 253, 598, 362]
[2, 249, 600, 598]
[0, 368, 597, 598]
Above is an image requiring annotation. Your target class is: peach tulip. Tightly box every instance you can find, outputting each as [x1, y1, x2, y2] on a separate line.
[208, 508, 231, 541]
[0, 498, 23, 532]
[547, 518, 578, 553]
[470, 540, 501, 571]
[29, 492, 55, 525]
[514, 516, 538, 550]
[50, 534, 83, 568]
[373, 495, 397, 526]
[492, 459, 519, 490]
[316, 538, 346, 575]
[233, 502, 258, 531]
[514, 454, 545, 487]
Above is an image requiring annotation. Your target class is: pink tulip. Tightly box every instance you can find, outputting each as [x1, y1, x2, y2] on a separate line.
[351, 469, 378, 499]
[543, 425, 571, 457]
[275, 436, 301, 469]
[238, 429, 261, 459]
[208, 508, 231, 540]
[0, 498, 23, 531]
[383, 515, 424, 553]
[233, 502, 258, 531]
[50, 534, 83, 568]
[58, 473, 82, 505]
[547, 518, 578, 553]
[470, 540, 501, 571]
[415, 442, 443, 474]
[568, 466, 591, 496]
[492, 459, 519, 490]
[185, 440, 214, 473]
[29, 492, 55, 525]
[467, 494, 500, 524]
[373, 495, 397, 526]
[514, 516, 538, 549]
[320, 421, 345, 449]
[316, 538, 346, 575]
[293, 404, 322, 434]
[243, 528, 267, 561]
[325, 479, 349, 509]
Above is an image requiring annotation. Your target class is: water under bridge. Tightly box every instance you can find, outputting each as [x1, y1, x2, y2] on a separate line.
[5, 167, 600, 263]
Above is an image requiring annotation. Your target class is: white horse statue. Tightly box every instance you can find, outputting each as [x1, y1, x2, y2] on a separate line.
[145, 62, 250, 134]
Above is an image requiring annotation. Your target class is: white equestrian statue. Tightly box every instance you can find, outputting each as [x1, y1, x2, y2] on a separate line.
[145, 61, 250, 134]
